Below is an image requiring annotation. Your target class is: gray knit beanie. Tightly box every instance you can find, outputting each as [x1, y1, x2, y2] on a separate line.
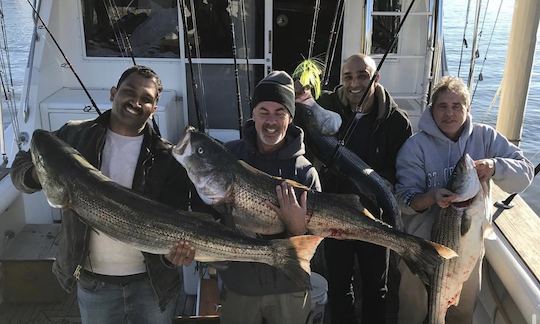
[251, 71, 295, 118]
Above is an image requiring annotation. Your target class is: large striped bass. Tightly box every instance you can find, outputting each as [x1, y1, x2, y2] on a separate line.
[29, 129, 322, 287]
[172, 127, 457, 285]
[428, 154, 491, 323]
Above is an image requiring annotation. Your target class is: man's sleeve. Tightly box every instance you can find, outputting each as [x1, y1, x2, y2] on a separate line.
[395, 139, 427, 214]
[484, 126, 534, 193]
[10, 150, 42, 193]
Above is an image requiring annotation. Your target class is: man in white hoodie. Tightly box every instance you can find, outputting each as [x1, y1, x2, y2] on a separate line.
[395, 76, 534, 324]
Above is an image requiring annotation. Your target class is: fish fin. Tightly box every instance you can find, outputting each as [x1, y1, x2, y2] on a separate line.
[461, 213, 472, 236]
[402, 238, 457, 286]
[238, 160, 311, 191]
[270, 235, 323, 287]
[428, 241, 458, 260]
[482, 222, 496, 240]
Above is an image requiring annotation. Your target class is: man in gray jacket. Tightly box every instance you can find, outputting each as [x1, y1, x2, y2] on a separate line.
[395, 76, 534, 324]
[218, 71, 321, 324]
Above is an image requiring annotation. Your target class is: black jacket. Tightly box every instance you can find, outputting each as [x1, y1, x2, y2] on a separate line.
[317, 84, 412, 184]
[219, 120, 320, 296]
[10, 110, 192, 310]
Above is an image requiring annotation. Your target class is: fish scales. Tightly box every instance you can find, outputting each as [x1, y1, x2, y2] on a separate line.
[173, 127, 458, 286]
[428, 154, 490, 324]
[29, 129, 322, 286]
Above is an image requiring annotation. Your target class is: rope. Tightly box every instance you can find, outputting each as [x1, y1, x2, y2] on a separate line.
[472, 0, 503, 102]
[457, 0, 473, 77]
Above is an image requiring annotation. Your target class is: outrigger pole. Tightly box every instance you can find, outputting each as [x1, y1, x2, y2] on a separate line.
[24, 0, 102, 116]
[228, 0, 244, 138]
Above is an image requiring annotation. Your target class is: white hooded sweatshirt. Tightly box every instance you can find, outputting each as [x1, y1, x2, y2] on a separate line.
[395, 108, 533, 236]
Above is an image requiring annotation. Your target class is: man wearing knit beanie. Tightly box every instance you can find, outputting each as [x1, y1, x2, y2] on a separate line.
[251, 70, 296, 119]
[218, 71, 321, 324]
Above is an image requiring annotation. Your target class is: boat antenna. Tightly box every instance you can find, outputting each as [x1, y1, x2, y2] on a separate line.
[457, 0, 473, 77]
[239, 0, 252, 106]
[24, 0, 102, 116]
[307, 0, 321, 59]
[102, 0, 137, 65]
[340, 0, 417, 149]
[472, 0, 503, 102]
[322, 0, 345, 87]
[228, 0, 244, 138]
[178, 0, 207, 132]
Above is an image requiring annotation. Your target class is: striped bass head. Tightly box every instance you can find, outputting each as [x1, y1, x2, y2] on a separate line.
[448, 153, 481, 204]
[29, 130, 77, 208]
[172, 126, 236, 205]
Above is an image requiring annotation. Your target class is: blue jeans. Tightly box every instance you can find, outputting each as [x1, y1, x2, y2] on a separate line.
[77, 272, 175, 324]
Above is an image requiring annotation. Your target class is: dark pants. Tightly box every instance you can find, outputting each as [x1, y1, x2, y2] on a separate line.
[325, 238, 400, 324]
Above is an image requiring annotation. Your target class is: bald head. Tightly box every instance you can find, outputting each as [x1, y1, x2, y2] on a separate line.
[340, 54, 379, 110]
[342, 54, 377, 77]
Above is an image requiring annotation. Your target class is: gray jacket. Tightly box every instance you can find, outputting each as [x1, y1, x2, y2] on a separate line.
[395, 108, 534, 232]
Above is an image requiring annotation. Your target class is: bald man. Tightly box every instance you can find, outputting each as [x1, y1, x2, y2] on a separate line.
[316, 54, 412, 324]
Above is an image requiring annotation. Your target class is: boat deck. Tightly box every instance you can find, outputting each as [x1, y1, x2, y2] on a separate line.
[0, 292, 80, 324]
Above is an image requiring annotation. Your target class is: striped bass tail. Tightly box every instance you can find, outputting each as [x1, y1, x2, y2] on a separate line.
[270, 235, 323, 288]
[401, 238, 457, 286]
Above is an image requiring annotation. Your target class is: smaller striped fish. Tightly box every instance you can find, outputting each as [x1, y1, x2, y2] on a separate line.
[428, 153, 491, 323]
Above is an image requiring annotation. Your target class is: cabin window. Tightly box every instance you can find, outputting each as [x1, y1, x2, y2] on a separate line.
[371, 0, 401, 54]
[183, 0, 264, 59]
[82, 0, 180, 58]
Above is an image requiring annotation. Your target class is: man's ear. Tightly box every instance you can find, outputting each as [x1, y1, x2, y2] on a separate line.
[374, 73, 381, 83]
[110, 86, 117, 101]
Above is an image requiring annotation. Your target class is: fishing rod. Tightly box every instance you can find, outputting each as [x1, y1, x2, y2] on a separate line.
[25, 0, 102, 116]
[101, 0, 164, 137]
[323, 0, 416, 169]
[322, 0, 345, 87]
[307, 0, 321, 59]
[178, 0, 206, 132]
[239, 0, 251, 105]
[340, 0, 417, 148]
[103, 0, 136, 65]
[228, 0, 244, 138]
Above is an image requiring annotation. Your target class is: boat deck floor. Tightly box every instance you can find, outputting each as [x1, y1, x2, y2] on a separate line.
[0, 291, 80, 324]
